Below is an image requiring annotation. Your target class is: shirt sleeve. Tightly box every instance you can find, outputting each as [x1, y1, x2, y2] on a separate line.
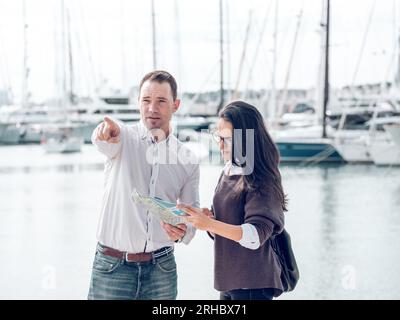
[243, 187, 285, 247]
[178, 164, 200, 245]
[237, 223, 260, 250]
[91, 119, 123, 159]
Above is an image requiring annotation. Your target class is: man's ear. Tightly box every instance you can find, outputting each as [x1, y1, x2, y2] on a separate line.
[172, 99, 181, 113]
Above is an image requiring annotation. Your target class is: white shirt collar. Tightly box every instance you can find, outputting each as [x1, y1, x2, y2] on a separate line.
[138, 120, 174, 144]
[223, 160, 244, 176]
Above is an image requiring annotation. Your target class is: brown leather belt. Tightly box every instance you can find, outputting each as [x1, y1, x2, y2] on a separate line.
[98, 244, 173, 262]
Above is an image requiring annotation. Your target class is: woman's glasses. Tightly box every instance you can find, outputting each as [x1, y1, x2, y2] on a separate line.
[211, 131, 232, 145]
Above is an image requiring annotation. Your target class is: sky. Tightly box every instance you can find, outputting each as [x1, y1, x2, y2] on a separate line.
[0, 0, 398, 103]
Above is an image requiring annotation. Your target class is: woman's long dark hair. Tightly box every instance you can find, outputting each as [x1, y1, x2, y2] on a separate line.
[219, 100, 288, 211]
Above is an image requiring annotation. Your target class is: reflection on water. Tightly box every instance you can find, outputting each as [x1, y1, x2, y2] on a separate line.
[280, 164, 400, 299]
[0, 145, 400, 299]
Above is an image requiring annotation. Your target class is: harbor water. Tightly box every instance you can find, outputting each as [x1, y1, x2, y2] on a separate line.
[0, 145, 400, 299]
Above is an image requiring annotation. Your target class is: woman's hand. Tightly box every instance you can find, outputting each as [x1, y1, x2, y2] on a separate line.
[178, 204, 243, 242]
[177, 204, 214, 231]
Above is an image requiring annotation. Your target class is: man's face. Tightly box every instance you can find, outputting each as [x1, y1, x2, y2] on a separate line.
[139, 80, 180, 134]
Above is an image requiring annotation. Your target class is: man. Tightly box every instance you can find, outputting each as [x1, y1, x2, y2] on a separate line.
[88, 70, 199, 300]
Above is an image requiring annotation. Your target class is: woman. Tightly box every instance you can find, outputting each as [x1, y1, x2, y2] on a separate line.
[178, 101, 288, 300]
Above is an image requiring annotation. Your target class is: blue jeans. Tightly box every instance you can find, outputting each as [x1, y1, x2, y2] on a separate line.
[88, 244, 177, 300]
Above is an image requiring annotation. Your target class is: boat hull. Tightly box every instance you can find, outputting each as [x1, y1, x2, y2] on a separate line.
[277, 141, 344, 163]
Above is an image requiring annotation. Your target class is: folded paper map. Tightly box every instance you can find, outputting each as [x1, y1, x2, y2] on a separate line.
[131, 189, 188, 226]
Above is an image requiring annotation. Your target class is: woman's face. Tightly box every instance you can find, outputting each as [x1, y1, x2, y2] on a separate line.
[216, 118, 233, 162]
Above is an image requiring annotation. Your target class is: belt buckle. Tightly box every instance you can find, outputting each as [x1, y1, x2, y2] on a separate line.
[125, 252, 135, 262]
[154, 246, 172, 259]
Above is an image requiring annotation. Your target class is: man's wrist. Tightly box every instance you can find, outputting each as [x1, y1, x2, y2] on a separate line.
[175, 230, 186, 243]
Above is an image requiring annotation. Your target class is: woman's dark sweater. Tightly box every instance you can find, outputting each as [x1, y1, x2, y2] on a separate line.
[212, 173, 285, 295]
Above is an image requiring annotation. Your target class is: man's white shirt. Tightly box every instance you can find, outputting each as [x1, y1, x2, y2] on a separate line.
[92, 120, 200, 253]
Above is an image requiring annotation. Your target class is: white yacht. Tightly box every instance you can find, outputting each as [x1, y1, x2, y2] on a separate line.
[269, 123, 344, 163]
[0, 105, 68, 144]
[0, 121, 20, 144]
[385, 124, 400, 148]
[368, 119, 400, 165]
[68, 97, 141, 143]
[278, 102, 318, 129]
[72, 97, 141, 123]
[42, 136, 83, 153]
[40, 123, 84, 153]
[332, 102, 399, 163]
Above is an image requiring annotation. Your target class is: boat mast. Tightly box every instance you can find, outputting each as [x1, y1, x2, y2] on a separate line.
[22, 0, 29, 109]
[395, 0, 400, 90]
[322, 0, 330, 138]
[66, 5, 74, 105]
[243, 1, 272, 114]
[151, 0, 157, 69]
[350, 0, 376, 98]
[277, 7, 303, 118]
[232, 11, 252, 100]
[225, 0, 231, 103]
[174, 0, 183, 90]
[59, 0, 68, 108]
[217, 0, 224, 113]
[315, 2, 325, 123]
[269, 0, 278, 122]
[120, 0, 127, 93]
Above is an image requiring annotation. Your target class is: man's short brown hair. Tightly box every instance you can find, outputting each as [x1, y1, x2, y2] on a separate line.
[139, 70, 178, 101]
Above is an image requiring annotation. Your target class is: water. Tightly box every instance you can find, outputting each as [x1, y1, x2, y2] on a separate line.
[1, 145, 400, 299]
